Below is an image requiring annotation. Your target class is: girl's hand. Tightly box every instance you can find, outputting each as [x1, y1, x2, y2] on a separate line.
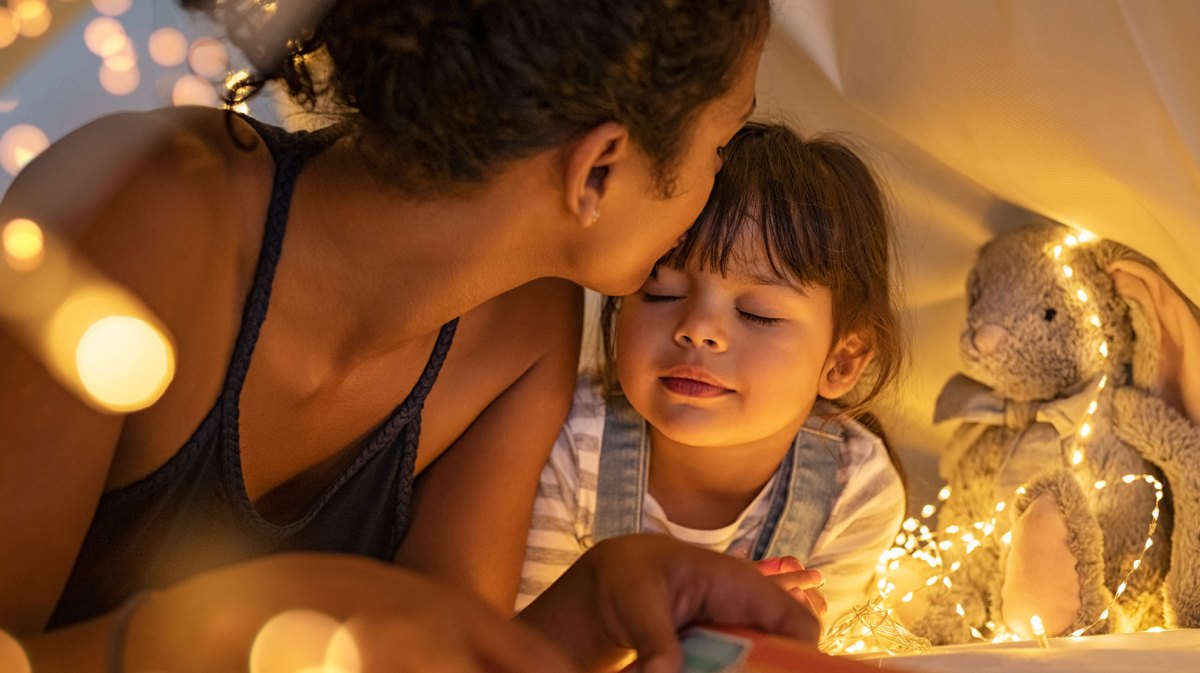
[518, 535, 821, 673]
[754, 556, 829, 621]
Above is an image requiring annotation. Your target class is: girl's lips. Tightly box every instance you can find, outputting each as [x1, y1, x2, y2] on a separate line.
[660, 376, 732, 398]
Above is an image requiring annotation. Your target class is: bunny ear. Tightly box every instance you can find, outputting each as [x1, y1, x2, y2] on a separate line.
[1108, 260, 1200, 426]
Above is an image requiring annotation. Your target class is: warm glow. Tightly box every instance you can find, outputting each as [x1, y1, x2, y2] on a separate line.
[92, 0, 133, 17]
[0, 123, 49, 175]
[13, 1, 50, 39]
[1076, 289, 1089, 302]
[2, 217, 44, 272]
[84, 16, 126, 57]
[148, 27, 187, 67]
[103, 41, 137, 72]
[172, 74, 218, 107]
[251, 610, 361, 673]
[99, 63, 140, 96]
[0, 10, 17, 50]
[0, 630, 31, 673]
[1062, 265, 1073, 278]
[188, 37, 229, 78]
[72, 315, 174, 412]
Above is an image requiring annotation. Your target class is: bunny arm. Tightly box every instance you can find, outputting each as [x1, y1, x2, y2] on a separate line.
[1112, 385, 1200, 627]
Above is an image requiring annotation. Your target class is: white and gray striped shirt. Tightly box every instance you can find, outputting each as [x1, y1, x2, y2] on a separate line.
[517, 375, 906, 627]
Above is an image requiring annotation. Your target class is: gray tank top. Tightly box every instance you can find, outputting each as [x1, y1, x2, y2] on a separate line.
[49, 115, 458, 627]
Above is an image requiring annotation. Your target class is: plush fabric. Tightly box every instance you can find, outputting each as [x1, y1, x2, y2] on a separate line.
[907, 221, 1194, 644]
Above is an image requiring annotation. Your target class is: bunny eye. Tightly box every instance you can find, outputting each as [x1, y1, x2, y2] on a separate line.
[1043, 308, 1057, 321]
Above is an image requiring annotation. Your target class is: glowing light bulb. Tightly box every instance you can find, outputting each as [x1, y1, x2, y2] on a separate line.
[1030, 615, 1049, 647]
[1065, 235, 1079, 247]
[1077, 289, 1089, 302]
[92, 0, 133, 17]
[2, 218, 44, 272]
[920, 504, 936, 518]
[938, 486, 952, 501]
[1071, 449, 1084, 465]
[13, 0, 51, 39]
[0, 123, 49, 175]
[1079, 423, 1092, 438]
[0, 9, 17, 49]
[1062, 265, 1074, 278]
[73, 315, 174, 412]
[250, 609, 361, 673]
[148, 27, 187, 67]
[1094, 480, 1107, 490]
[1052, 245, 1063, 259]
[1089, 315, 1101, 327]
[1076, 229, 1096, 243]
[0, 628, 32, 673]
[84, 16, 126, 57]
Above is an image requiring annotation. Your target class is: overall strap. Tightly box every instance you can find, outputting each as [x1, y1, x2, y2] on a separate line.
[593, 393, 649, 542]
[752, 418, 842, 561]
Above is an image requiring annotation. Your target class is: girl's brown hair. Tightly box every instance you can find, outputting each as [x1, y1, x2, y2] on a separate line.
[601, 121, 905, 421]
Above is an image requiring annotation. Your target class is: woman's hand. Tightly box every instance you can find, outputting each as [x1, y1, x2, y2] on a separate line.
[113, 553, 579, 673]
[754, 556, 829, 620]
[518, 535, 821, 673]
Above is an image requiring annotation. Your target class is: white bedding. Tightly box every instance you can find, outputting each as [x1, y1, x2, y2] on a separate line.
[855, 629, 1200, 672]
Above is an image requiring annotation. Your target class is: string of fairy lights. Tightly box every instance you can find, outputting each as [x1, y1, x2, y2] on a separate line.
[821, 229, 1167, 655]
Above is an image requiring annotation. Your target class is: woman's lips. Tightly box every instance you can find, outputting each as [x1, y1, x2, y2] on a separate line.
[660, 376, 732, 398]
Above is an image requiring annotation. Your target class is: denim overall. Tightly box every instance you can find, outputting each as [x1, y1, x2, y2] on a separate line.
[593, 394, 842, 561]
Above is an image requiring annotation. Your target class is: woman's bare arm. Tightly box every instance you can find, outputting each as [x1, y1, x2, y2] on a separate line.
[395, 278, 584, 612]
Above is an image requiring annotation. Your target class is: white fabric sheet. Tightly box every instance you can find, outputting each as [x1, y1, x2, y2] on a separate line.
[761, 0, 1200, 509]
[854, 628, 1200, 672]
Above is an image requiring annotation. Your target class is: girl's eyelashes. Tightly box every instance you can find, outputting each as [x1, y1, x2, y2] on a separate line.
[738, 309, 782, 326]
[640, 291, 681, 303]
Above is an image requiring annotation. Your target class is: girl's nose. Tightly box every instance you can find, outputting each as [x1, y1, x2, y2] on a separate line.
[674, 311, 727, 352]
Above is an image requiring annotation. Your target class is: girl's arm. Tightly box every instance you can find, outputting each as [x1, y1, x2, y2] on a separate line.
[394, 279, 583, 612]
[805, 447, 906, 626]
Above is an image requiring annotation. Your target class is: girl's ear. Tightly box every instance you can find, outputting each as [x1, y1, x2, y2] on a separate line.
[819, 332, 873, 399]
[563, 122, 630, 229]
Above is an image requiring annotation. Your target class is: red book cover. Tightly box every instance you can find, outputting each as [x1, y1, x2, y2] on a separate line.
[620, 626, 889, 673]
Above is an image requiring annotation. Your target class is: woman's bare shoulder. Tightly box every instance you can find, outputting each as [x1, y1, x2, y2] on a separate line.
[1, 107, 274, 318]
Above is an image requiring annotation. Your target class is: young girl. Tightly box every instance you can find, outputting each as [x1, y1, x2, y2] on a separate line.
[519, 122, 907, 628]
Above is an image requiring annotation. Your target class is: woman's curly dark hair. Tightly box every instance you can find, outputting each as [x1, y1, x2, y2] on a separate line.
[181, 0, 770, 196]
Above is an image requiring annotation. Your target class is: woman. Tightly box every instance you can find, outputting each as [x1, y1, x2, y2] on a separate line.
[0, 2, 818, 671]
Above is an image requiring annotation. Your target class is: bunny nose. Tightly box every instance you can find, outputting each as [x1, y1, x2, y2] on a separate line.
[973, 324, 1009, 355]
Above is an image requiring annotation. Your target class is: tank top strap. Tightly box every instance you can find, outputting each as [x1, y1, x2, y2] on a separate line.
[220, 114, 344, 414]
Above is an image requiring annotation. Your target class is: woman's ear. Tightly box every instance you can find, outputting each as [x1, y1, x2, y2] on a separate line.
[563, 122, 630, 228]
[819, 332, 873, 399]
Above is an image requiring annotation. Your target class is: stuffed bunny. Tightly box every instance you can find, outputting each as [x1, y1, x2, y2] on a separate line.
[907, 221, 1184, 644]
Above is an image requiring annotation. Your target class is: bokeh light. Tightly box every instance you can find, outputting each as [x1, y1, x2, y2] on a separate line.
[2, 218, 45, 272]
[91, 0, 132, 18]
[71, 313, 175, 413]
[0, 123, 50, 176]
[148, 27, 187, 67]
[13, 1, 50, 39]
[172, 74, 218, 107]
[250, 610, 361, 673]
[103, 40, 137, 72]
[83, 16, 126, 57]
[0, 100, 17, 114]
[0, 9, 19, 49]
[0, 630, 31, 673]
[187, 37, 228, 79]
[99, 63, 140, 96]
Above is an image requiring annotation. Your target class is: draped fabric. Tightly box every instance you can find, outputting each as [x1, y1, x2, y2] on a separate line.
[759, 1, 1200, 506]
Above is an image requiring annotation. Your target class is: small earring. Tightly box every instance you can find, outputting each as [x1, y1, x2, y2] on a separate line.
[591, 209, 600, 224]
